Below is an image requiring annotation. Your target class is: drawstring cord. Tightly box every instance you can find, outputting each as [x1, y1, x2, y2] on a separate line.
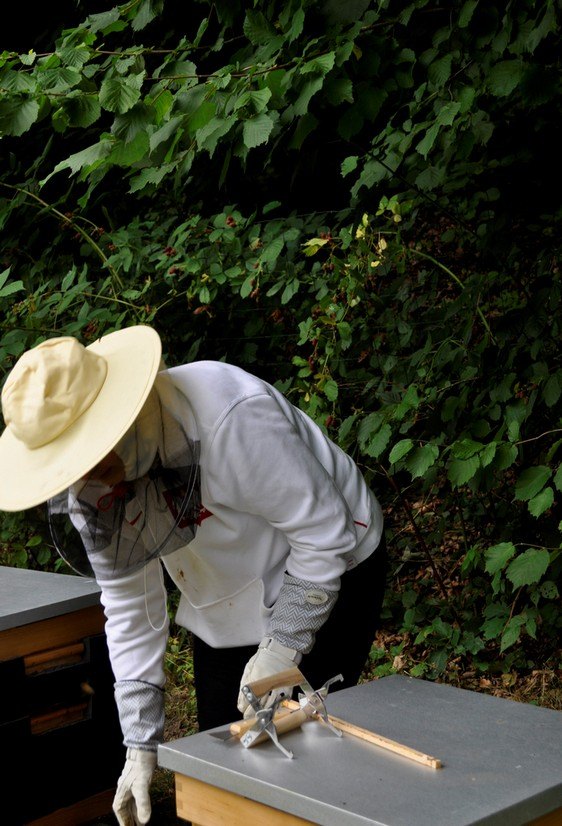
[144, 559, 169, 632]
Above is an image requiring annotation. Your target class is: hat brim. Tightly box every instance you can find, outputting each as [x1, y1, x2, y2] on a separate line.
[0, 325, 162, 511]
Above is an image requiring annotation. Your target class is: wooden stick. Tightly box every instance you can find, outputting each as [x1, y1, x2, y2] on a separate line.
[235, 708, 309, 748]
[244, 667, 303, 699]
[282, 700, 442, 769]
[230, 707, 293, 738]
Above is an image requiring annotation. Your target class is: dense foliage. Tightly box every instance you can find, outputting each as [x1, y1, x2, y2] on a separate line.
[1, 0, 561, 680]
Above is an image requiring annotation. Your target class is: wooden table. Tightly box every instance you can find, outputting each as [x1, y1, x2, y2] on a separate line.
[158, 674, 562, 826]
[0, 565, 125, 825]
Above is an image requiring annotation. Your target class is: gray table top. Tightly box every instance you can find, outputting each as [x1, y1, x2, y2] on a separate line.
[0, 565, 101, 631]
[158, 674, 562, 826]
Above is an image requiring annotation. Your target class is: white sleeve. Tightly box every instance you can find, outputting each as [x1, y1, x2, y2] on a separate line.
[206, 394, 358, 589]
[97, 557, 169, 687]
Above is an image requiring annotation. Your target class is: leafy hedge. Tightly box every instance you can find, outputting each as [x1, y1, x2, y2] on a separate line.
[1, 0, 561, 676]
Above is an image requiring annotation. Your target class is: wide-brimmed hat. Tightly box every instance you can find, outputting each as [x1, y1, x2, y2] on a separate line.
[0, 325, 162, 511]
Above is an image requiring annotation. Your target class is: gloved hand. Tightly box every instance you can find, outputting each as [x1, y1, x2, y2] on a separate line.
[237, 636, 302, 718]
[113, 747, 157, 826]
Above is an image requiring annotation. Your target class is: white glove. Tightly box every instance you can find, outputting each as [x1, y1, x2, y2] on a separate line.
[237, 637, 302, 719]
[113, 747, 157, 826]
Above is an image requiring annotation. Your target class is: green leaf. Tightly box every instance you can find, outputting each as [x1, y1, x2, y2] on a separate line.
[458, 1, 478, 27]
[0, 271, 24, 298]
[0, 268, 11, 290]
[60, 268, 77, 291]
[500, 616, 525, 652]
[286, 7, 305, 42]
[543, 374, 561, 407]
[338, 414, 357, 444]
[43, 140, 112, 182]
[451, 438, 483, 459]
[323, 379, 339, 401]
[428, 54, 452, 87]
[240, 274, 255, 298]
[484, 542, 516, 575]
[540, 581, 559, 600]
[480, 442, 497, 468]
[112, 103, 155, 143]
[448, 455, 480, 487]
[506, 548, 550, 588]
[108, 132, 149, 166]
[149, 116, 184, 153]
[65, 94, 101, 128]
[0, 98, 39, 136]
[393, 385, 420, 420]
[487, 60, 525, 97]
[553, 465, 562, 492]
[197, 116, 235, 155]
[482, 615, 507, 641]
[414, 164, 445, 191]
[341, 155, 358, 176]
[302, 237, 329, 256]
[260, 237, 284, 265]
[242, 113, 275, 149]
[185, 98, 214, 134]
[325, 77, 354, 106]
[42, 66, 82, 93]
[132, 0, 158, 31]
[337, 321, 352, 350]
[388, 439, 414, 464]
[416, 123, 439, 158]
[19, 51, 37, 66]
[364, 423, 392, 459]
[436, 101, 461, 126]
[294, 76, 325, 116]
[281, 278, 300, 304]
[358, 412, 383, 446]
[494, 443, 518, 471]
[248, 88, 272, 114]
[244, 10, 276, 44]
[99, 74, 144, 114]
[58, 44, 91, 70]
[405, 444, 439, 479]
[86, 8, 121, 32]
[351, 159, 387, 197]
[528, 486, 554, 518]
[128, 164, 173, 193]
[301, 53, 336, 75]
[514, 465, 551, 501]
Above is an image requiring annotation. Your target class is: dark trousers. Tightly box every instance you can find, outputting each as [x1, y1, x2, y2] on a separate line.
[192, 537, 387, 730]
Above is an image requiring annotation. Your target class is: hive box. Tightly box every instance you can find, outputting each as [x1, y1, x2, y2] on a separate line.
[0, 566, 124, 825]
[159, 674, 562, 826]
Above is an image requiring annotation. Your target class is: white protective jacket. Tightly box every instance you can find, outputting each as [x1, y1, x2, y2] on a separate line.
[98, 361, 384, 690]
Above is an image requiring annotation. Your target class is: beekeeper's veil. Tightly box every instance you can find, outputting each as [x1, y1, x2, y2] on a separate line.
[0, 327, 201, 581]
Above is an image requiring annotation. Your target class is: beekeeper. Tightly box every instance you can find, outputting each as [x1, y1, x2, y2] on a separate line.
[0, 325, 386, 826]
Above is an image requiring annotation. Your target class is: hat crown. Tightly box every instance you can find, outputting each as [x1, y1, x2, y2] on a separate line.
[2, 337, 108, 449]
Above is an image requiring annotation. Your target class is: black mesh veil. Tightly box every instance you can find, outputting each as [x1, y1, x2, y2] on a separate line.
[46, 376, 202, 581]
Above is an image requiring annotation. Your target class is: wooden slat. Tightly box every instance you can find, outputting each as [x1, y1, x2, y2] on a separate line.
[0, 605, 105, 662]
[24, 643, 85, 675]
[26, 788, 115, 825]
[30, 701, 90, 735]
[175, 774, 316, 826]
